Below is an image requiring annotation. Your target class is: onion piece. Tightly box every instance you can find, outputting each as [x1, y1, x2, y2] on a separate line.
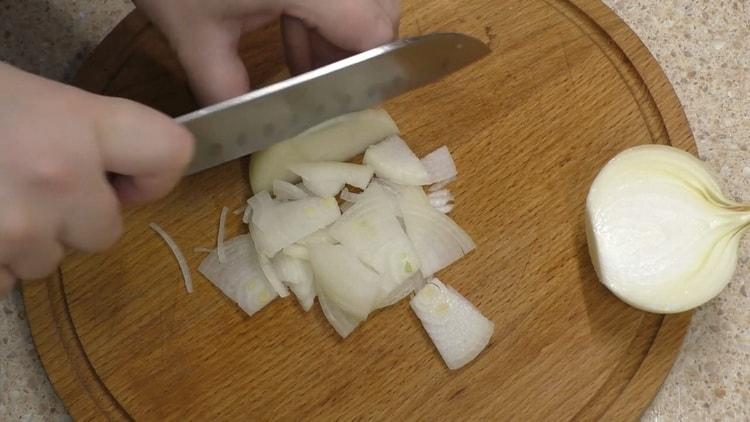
[257, 252, 290, 297]
[363, 136, 430, 185]
[272, 253, 316, 311]
[428, 188, 455, 211]
[249, 109, 399, 193]
[249, 191, 341, 257]
[282, 244, 310, 260]
[396, 185, 475, 277]
[290, 162, 374, 197]
[149, 223, 193, 293]
[298, 230, 337, 246]
[421, 146, 457, 184]
[217, 206, 229, 264]
[340, 187, 361, 203]
[198, 235, 277, 316]
[309, 243, 381, 321]
[377, 273, 425, 309]
[233, 205, 246, 215]
[194, 246, 214, 254]
[318, 292, 360, 338]
[273, 180, 309, 201]
[428, 177, 456, 192]
[328, 183, 421, 295]
[411, 278, 494, 370]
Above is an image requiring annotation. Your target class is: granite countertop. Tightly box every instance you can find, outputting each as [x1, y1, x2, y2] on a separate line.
[0, 1, 748, 420]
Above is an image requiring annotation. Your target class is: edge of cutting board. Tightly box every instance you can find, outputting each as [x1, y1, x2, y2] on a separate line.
[23, 1, 694, 420]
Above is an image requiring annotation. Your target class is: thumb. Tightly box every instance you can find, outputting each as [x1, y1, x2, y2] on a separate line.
[174, 25, 250, 105]
[95, 97, 194, 206]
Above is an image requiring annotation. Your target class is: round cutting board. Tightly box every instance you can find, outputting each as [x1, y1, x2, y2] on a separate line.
[24, 1, 694, 420]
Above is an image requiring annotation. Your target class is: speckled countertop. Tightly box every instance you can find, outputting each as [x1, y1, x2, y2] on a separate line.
[0, 1, 748, 420]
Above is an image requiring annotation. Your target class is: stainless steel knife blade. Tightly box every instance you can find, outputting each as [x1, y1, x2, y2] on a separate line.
[177, 32, 490, 175]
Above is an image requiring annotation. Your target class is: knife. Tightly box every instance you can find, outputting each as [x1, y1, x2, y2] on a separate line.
[176, 33, 490, 175]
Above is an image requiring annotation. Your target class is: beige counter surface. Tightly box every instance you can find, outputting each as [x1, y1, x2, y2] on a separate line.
[0, 1, 748, 420]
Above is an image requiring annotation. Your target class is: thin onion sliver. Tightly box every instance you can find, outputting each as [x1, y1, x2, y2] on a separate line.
[217, 206, 229, 264]
[150, 223, 193, 293]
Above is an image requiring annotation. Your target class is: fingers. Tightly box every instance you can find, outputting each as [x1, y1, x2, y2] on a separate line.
[282, 16, 312, 75]
[0, 204, 63, 279]
[95, 97, 194, 206]
[59, 177, 123, 253]
[174, 25, 251, 105]
[0, 267, 14, 297]
[285, 0, 399, 52]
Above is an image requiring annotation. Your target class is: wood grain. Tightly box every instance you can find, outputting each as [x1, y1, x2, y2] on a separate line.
[24, 0, 695, 420]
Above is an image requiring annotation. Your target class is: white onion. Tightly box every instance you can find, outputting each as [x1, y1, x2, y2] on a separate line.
[377, 273, 425, 308]
[282, 244, 310, 260]
[272, 253, 316, 311]
[428, 188, 455, 213]
[217, 206, 229, 264]
[149, 223, 193, 293]
[257, 252, 290, 297]
[421, 146, 457, 184]
[428, 178, 456, 192]
[396, 185, 475, 276]
[328, 183, 421, 295]
[233, 205, 246, 215]
[340, 187, 361, 203]
[363, 136, 430, 185]
[290, 162, 374, 197]
[318, 292, 360, 338]
[273, 180, 310, 201]
[309, 243, 381, 320]
[249, 191, 341, 257]
[249, 109, 399, 193]
[199, 235, 277, 316]
[587, 145, 750, 312]
[411, 278, 494, 370]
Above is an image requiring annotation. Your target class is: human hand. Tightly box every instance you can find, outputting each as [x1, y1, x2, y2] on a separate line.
[134, 0, 400, 105]
[0, 63, 193, 296]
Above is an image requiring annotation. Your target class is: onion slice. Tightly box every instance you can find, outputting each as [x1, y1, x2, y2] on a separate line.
[199, 235, 278, 316]
[290, 162, 374, 197]
[318, 292, 360, 338]
[249, 109, 399, 193]
[273, 180, 310, 201]
[363, 136, 430, 185]
[309, 243, 381, 320]
[150, 223, 193, 293]
[421, 146, 457, 184]
[273, 253, 316, 311]
[217, 206, 229, 264]
[411, 278, 494, 370]
[249, 192, 341, 257]
[396, 185, 475, 276]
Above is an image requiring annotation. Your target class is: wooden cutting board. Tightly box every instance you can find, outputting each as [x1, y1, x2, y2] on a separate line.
[24, 0, 694, 420]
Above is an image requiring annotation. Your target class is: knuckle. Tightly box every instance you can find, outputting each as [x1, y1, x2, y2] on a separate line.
[0, 211, 35, 243]
[28, 157, 77, 192]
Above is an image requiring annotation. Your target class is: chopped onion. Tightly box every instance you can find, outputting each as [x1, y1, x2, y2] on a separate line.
[298, 230, 336, 246]
[217, 206, 229, 264]
[421, 146, 457, 184]
[378, 273, 425, 308]
[249, 191, 341, 257]
[396, 185, 475, 276]
[233, 205, 246, 215]
[340, 187, 361, 203]
[194, 246, 214, 254]
[329, 183, 421, 295]
[309, 243, 381, 320]
[318, 292, 360, 338]
[273, 180, 310, 201]
[290, 161, 374, 197]
[428, 178, 456, 192]
[435, 204, 455, 214]
[257, 252, 290, 297]
[199, 235, 277, 316]
[363, 136, 430, 185]
[272, 253, 316, 311]
[411, 278, 494, 370]
[282, 244, 310, 260]
[428, 188, 455, 211]
[149, 223, 193, 293]
[249, 109, 399, 193]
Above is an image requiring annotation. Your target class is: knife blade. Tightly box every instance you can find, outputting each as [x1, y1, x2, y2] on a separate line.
[177, 32, 490, 175]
